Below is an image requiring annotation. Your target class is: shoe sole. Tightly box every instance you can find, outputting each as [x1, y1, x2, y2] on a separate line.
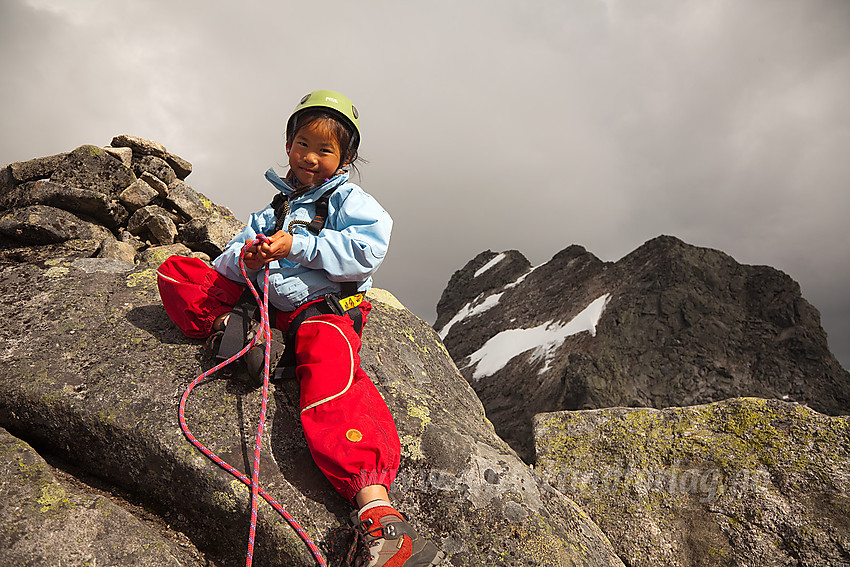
[408, 547, 445, 567]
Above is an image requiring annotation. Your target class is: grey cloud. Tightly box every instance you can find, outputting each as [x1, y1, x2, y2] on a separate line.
[2, 0, 847, 367]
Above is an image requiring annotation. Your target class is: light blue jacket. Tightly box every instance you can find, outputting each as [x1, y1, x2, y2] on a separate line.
[212, 168, 392, 312]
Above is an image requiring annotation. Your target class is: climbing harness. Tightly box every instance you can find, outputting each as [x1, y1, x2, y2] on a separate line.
[213, 184, 366, 371]
[269, 185, 338, 236]
[178, 234, 328, 567]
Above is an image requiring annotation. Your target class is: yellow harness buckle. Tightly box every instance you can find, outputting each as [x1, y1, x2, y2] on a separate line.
[339, 292, 364, 312]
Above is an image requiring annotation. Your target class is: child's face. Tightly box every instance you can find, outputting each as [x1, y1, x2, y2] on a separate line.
[288, 120, 344, 186]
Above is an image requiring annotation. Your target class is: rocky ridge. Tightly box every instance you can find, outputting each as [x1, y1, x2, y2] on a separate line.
[0, 139, 624, 566]
[436, 240, 850, 462]
[6, 136, 848, 567]
[436, 242, 850, 565]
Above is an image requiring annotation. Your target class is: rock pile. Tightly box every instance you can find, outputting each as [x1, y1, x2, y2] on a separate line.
[0, 135, 244, 265]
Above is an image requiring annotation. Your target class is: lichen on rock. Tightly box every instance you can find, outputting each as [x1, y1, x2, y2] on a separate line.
[533, 398, 850, 567]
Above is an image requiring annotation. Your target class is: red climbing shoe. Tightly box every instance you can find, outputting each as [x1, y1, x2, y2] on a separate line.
[350, 500, 444, 567]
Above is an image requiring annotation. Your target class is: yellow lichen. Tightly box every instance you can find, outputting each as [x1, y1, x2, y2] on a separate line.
[143, 248, 178, 268]
[407, 405, 431, 430]
[45, 266, 70, 278]
[399, 434, 423, 460]
[38, 484, 69, 513]
[126, 269, 156, 288]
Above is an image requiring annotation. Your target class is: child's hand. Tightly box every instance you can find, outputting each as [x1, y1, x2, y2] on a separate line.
[242, 240, 265, 270]
[258, 231, 293, 262]
[243, 231, 293, 270]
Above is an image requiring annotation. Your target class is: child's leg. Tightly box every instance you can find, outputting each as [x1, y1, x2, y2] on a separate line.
[354, 484, 389, 508]
[280, 303, 443, 565]
[156, 256, 245, 338]
[283, 303, 401, 501]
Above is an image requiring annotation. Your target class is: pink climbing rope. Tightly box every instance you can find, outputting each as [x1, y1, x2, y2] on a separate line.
[177, 235, 328, 567]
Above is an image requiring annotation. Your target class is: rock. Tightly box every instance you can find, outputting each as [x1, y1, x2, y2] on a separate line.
[110, 135, 191, 180]
[533, 398, 850, 567]
[0, 261, 624, 566]
[119, 178, 159, 211]
[127, 205, 178, 245]
[0, 427, 206, 566]
[166, 153, 193, 180]
[134, 155, 176, 186]
[98, 238, 137, 264]
[434, 249, 532, 333]
[178, 215, 245, 258]
[111, 134, 168, 159]
[68, 257, 138, 274]
[2, 141, 214, 266]
[137, 242, 196, 267]
[141, 171, 169, 197]
[5, 152, 68, 183]
[0, 164, 13, 195]
[119, 228, 145, 249]
[0, 239, 103, 264]
[3, 179, 129, 229]
[166, 179, 213, 220]
[102, 145, 133, 167]
[50, 145, 137, 196]
[0, 205, 114, 245]
[437, 236, 850, 461]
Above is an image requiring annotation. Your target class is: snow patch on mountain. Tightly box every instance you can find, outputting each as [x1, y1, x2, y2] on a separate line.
[474, 253, 506, 277]
[466, 293, 610, 381]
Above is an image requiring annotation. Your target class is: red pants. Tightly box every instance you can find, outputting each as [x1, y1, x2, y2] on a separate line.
[157, 256, 400, 501]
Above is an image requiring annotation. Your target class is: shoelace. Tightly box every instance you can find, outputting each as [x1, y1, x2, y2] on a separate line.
[325, 520, 376, 567]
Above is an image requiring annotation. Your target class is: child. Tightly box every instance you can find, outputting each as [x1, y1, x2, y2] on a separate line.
[157, 90, 442, 567]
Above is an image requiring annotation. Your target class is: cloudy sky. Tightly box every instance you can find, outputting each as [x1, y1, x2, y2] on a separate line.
[2, 0, 848, 369]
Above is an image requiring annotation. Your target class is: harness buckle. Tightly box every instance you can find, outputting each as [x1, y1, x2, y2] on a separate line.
[324, 293, 345, 316]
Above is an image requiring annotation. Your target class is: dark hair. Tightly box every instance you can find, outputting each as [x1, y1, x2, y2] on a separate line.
[286, 109, 360, 172]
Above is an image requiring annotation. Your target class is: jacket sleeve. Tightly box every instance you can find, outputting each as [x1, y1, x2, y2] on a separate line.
[287, 189, 392, 282]
[211, 206, 274, 282]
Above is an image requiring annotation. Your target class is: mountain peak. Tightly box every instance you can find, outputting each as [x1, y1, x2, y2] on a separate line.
[438, 238, 850, 462]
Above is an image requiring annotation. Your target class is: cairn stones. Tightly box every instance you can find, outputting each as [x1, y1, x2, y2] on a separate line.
[140, 171, 168, 197]
[50, 145, 137, 196]
[112, 134, 192, 180]
[111, 134, 168, 158]
[179, 215, 246, 258]
[0, 205, 113, 245]
[2, 180, 130, 229]
[127, 205, 179, 246]
[134, 155, 177, 187]
[6, 152, 69, 184]
[1, 135, 243, 266]
[119, 179, 159, 212]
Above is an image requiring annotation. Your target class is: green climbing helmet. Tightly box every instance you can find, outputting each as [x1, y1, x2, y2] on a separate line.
[287, 89, 360, 147]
